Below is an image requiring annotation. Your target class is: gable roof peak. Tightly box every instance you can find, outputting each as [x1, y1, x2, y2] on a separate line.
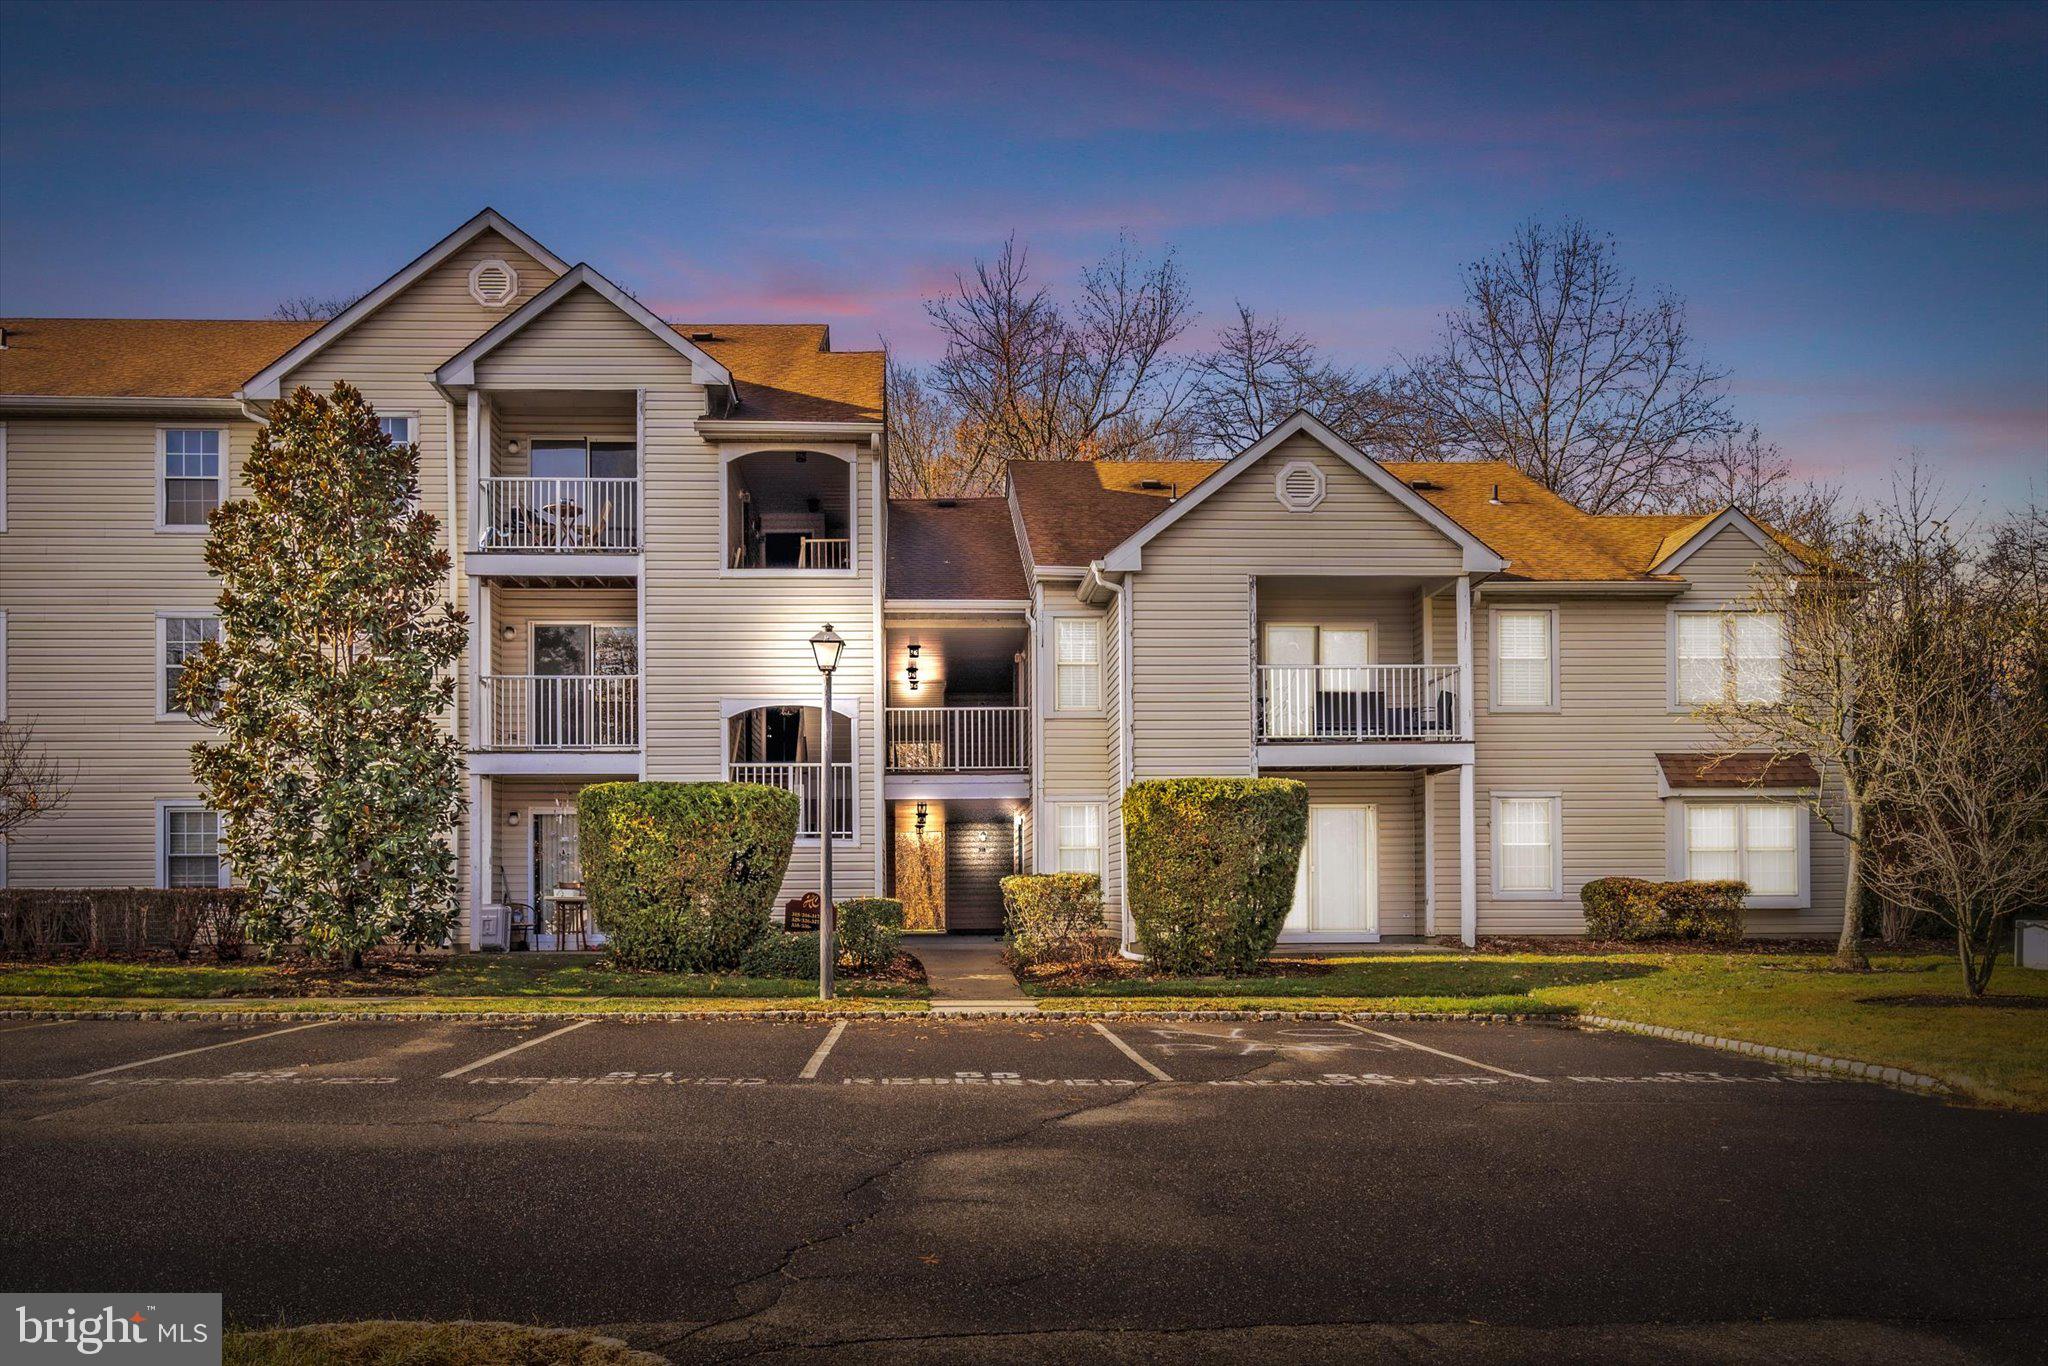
[238, 208, 570, 400]
[434, 262, 732, 390]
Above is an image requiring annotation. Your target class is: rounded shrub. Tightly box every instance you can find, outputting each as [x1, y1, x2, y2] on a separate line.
[1580, 876, 1747, 942]
[1123, 777, 1309, 975]
[740, 930, 820, 980]
[1001, 873, 1105, 965]
[579, 781, 799, 972]
[834, 897, 906, 971]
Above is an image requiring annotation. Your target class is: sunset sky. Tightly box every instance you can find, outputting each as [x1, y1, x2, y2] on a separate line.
[3, 0, 2042, 504]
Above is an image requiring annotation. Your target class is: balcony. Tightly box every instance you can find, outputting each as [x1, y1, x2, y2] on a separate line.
[728, 761, 855, 838]
[479, 674, 640, 750]
[478, 477, 641, 553]
[886, 706, 1028, 773]
[1256, 664, 1466, 742]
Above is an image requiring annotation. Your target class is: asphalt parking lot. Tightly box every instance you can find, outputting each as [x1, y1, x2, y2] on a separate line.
[2, 1015, 2043, 1362]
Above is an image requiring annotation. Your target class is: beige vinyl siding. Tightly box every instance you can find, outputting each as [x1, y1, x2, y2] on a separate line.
[488, 588, 637, 674]
[1129, 434, 1464, 777]
[0, 417, 259, 885]
[1430, 525, 1846, 936]
[1285, 769, 1425, 936]
[472, 286, 684, 389]
[1255, 579, 1422, 662]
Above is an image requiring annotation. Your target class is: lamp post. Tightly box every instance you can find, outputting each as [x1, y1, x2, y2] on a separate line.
[809, 624, 844, 1000]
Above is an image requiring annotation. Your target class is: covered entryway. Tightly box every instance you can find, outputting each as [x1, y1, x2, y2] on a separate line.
[944, 818, 1014, 933]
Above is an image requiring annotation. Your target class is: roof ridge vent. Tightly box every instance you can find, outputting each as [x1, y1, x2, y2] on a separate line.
[688, 330, 717, 341]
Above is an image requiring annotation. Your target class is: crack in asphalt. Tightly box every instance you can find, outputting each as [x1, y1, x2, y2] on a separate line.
[672, 1082, 1163, 1361]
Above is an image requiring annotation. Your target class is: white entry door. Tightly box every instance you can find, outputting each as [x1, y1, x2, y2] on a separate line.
[1285, 804, 1379, 937]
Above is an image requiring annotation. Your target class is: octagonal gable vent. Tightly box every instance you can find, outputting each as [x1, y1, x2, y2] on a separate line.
[467, 258, 519, 308]
[1274, 458, 1326, 513]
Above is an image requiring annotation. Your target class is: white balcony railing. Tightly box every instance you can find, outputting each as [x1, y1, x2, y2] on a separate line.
[1257, 664, 1465, 741]
[478, 477, 640, 552]
[797, 536, 850, 570]
[886, 706, 1028, 772]
[728, 762, 855, 838]
[479, 674, 640, 750]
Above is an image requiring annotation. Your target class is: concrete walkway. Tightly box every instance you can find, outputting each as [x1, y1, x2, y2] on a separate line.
[909, 935, 1035, 1014]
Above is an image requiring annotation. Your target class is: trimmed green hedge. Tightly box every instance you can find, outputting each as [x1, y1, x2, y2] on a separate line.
[578, 782, 798, 971]
[740, 931, 820, 979]
[0, 887, 253, 960]
[1581, 877, 1747, 943]
[1123, 777, 1309, 975]
[835, 897, 905, 970]
[1001, 873, 1106, 964]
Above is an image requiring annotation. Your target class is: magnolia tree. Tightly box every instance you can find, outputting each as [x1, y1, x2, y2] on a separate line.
[179, 382, 467, 965]
[1699, 479, 2048, 989]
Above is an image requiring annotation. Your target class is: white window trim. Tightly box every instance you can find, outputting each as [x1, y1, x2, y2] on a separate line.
[1668, 605, 1786, 712]
[156, 799, 229, 890]
[1047, 612, 1105, 717]
[715, 444, 860, 578]
[156, 611, 219, 722]
[0, 608, 7, 720]
[1666, 799, 1811, 909]
[155, 426, 229, 534]
[377, 411, 419, 444]
[1487, 605, 1559, 713]
[1049, 800, 1106, 876]
[1490, 791, 1564, 899]
[0, 421, 9, 533]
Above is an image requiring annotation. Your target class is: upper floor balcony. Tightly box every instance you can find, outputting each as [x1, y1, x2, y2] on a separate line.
[886, 705, 1029, 772]
[1256, 663, 1464, 742]
[468, 389, 642, 574]
[881, 618, 1031, 792]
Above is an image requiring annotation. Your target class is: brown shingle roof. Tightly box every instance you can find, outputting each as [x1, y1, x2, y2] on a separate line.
[887, 498, 1029, 601]
[1007, 459, 1225, 569]
[1657, 752, 1820, 789]
[0, 316, 883, 422]
[1005, 453, 1804, 584]
[0, 318, 317, 398]
[671, 323, 882, 423]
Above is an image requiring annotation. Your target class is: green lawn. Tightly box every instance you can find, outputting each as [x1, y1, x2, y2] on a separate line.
[0, 953, 925, 1015]
[1036, 950, 2048, 1110]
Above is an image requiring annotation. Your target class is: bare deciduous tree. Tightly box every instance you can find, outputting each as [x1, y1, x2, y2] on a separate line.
[885, 361, 978, 497]
[1185, 304, 1430, 458]
[1690, 425, 1844, 545]
[0, 718, 68, 844]
[1861, 501, 2048, 995]
[271, 292, 364, 322]
[1406, 219, 1741, 513]
[924, 234, 1197, 490]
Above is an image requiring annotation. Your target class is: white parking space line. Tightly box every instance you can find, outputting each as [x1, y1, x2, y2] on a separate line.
[439, 1019, 595, 1079]
[1090, 1021, 1173, 1082]
[0, 1020, 74, 1036]
[71, 1019, 340, 1080]
[799, 1021, 847, 1080]
[1335, 1020, 1550, 1083]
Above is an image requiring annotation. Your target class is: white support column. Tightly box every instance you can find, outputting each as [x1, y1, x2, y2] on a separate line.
[464, 389, 481, 554]
[468, 773, 496, 949]
[469, 578, 489, 750]
[1422, 771, 1437, 936]
[1454, 575, 1474, 740]
[1458, 763, 1477, 948]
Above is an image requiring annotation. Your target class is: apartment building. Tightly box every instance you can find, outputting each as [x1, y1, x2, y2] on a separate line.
[0, 209, 1843, 947]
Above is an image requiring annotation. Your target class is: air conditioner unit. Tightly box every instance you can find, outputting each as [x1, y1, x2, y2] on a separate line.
[2016, 918, 2047, 971]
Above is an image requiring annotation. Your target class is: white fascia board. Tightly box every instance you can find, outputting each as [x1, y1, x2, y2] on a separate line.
[0, 395, 246, 415]
[1480, 579, 1687, 599]
[240, 208, 570, 399]
[882, 599, 1032, 614]
[435, 264, 732, 389]
[1098, 410, 1506, 574]
[1652, 506, 1798, 573]
[697, 419, 883, 442]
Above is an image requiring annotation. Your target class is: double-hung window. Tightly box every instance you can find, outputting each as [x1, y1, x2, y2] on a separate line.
[1676, 611, 1785, 706]
[162, 806, 224, 888]
[377, 415, 415, 447]
[159, 615, 220, 719]
[1492, 608, 1555, 709]
[1055, 802, 1103, 875]
[1683, 803, 1800, 897]
[1492, 795, 1561, 896]
[159, 428, 224, 529]
[1054, 617, 1102, 713]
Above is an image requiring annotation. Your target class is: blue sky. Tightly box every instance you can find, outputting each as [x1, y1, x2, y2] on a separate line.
[3, 0, 2042, 504]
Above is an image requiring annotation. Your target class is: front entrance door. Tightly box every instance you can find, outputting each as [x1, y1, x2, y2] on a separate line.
[945, 820, 1014, 933]
[1285, 803, 1378, 937]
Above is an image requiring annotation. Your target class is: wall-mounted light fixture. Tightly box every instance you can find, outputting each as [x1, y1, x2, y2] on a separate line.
[506, 810, 520, 826]
[499, 623, 516, 641]
[915, 801, 928, 834]
[906, 642, 922, 692]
